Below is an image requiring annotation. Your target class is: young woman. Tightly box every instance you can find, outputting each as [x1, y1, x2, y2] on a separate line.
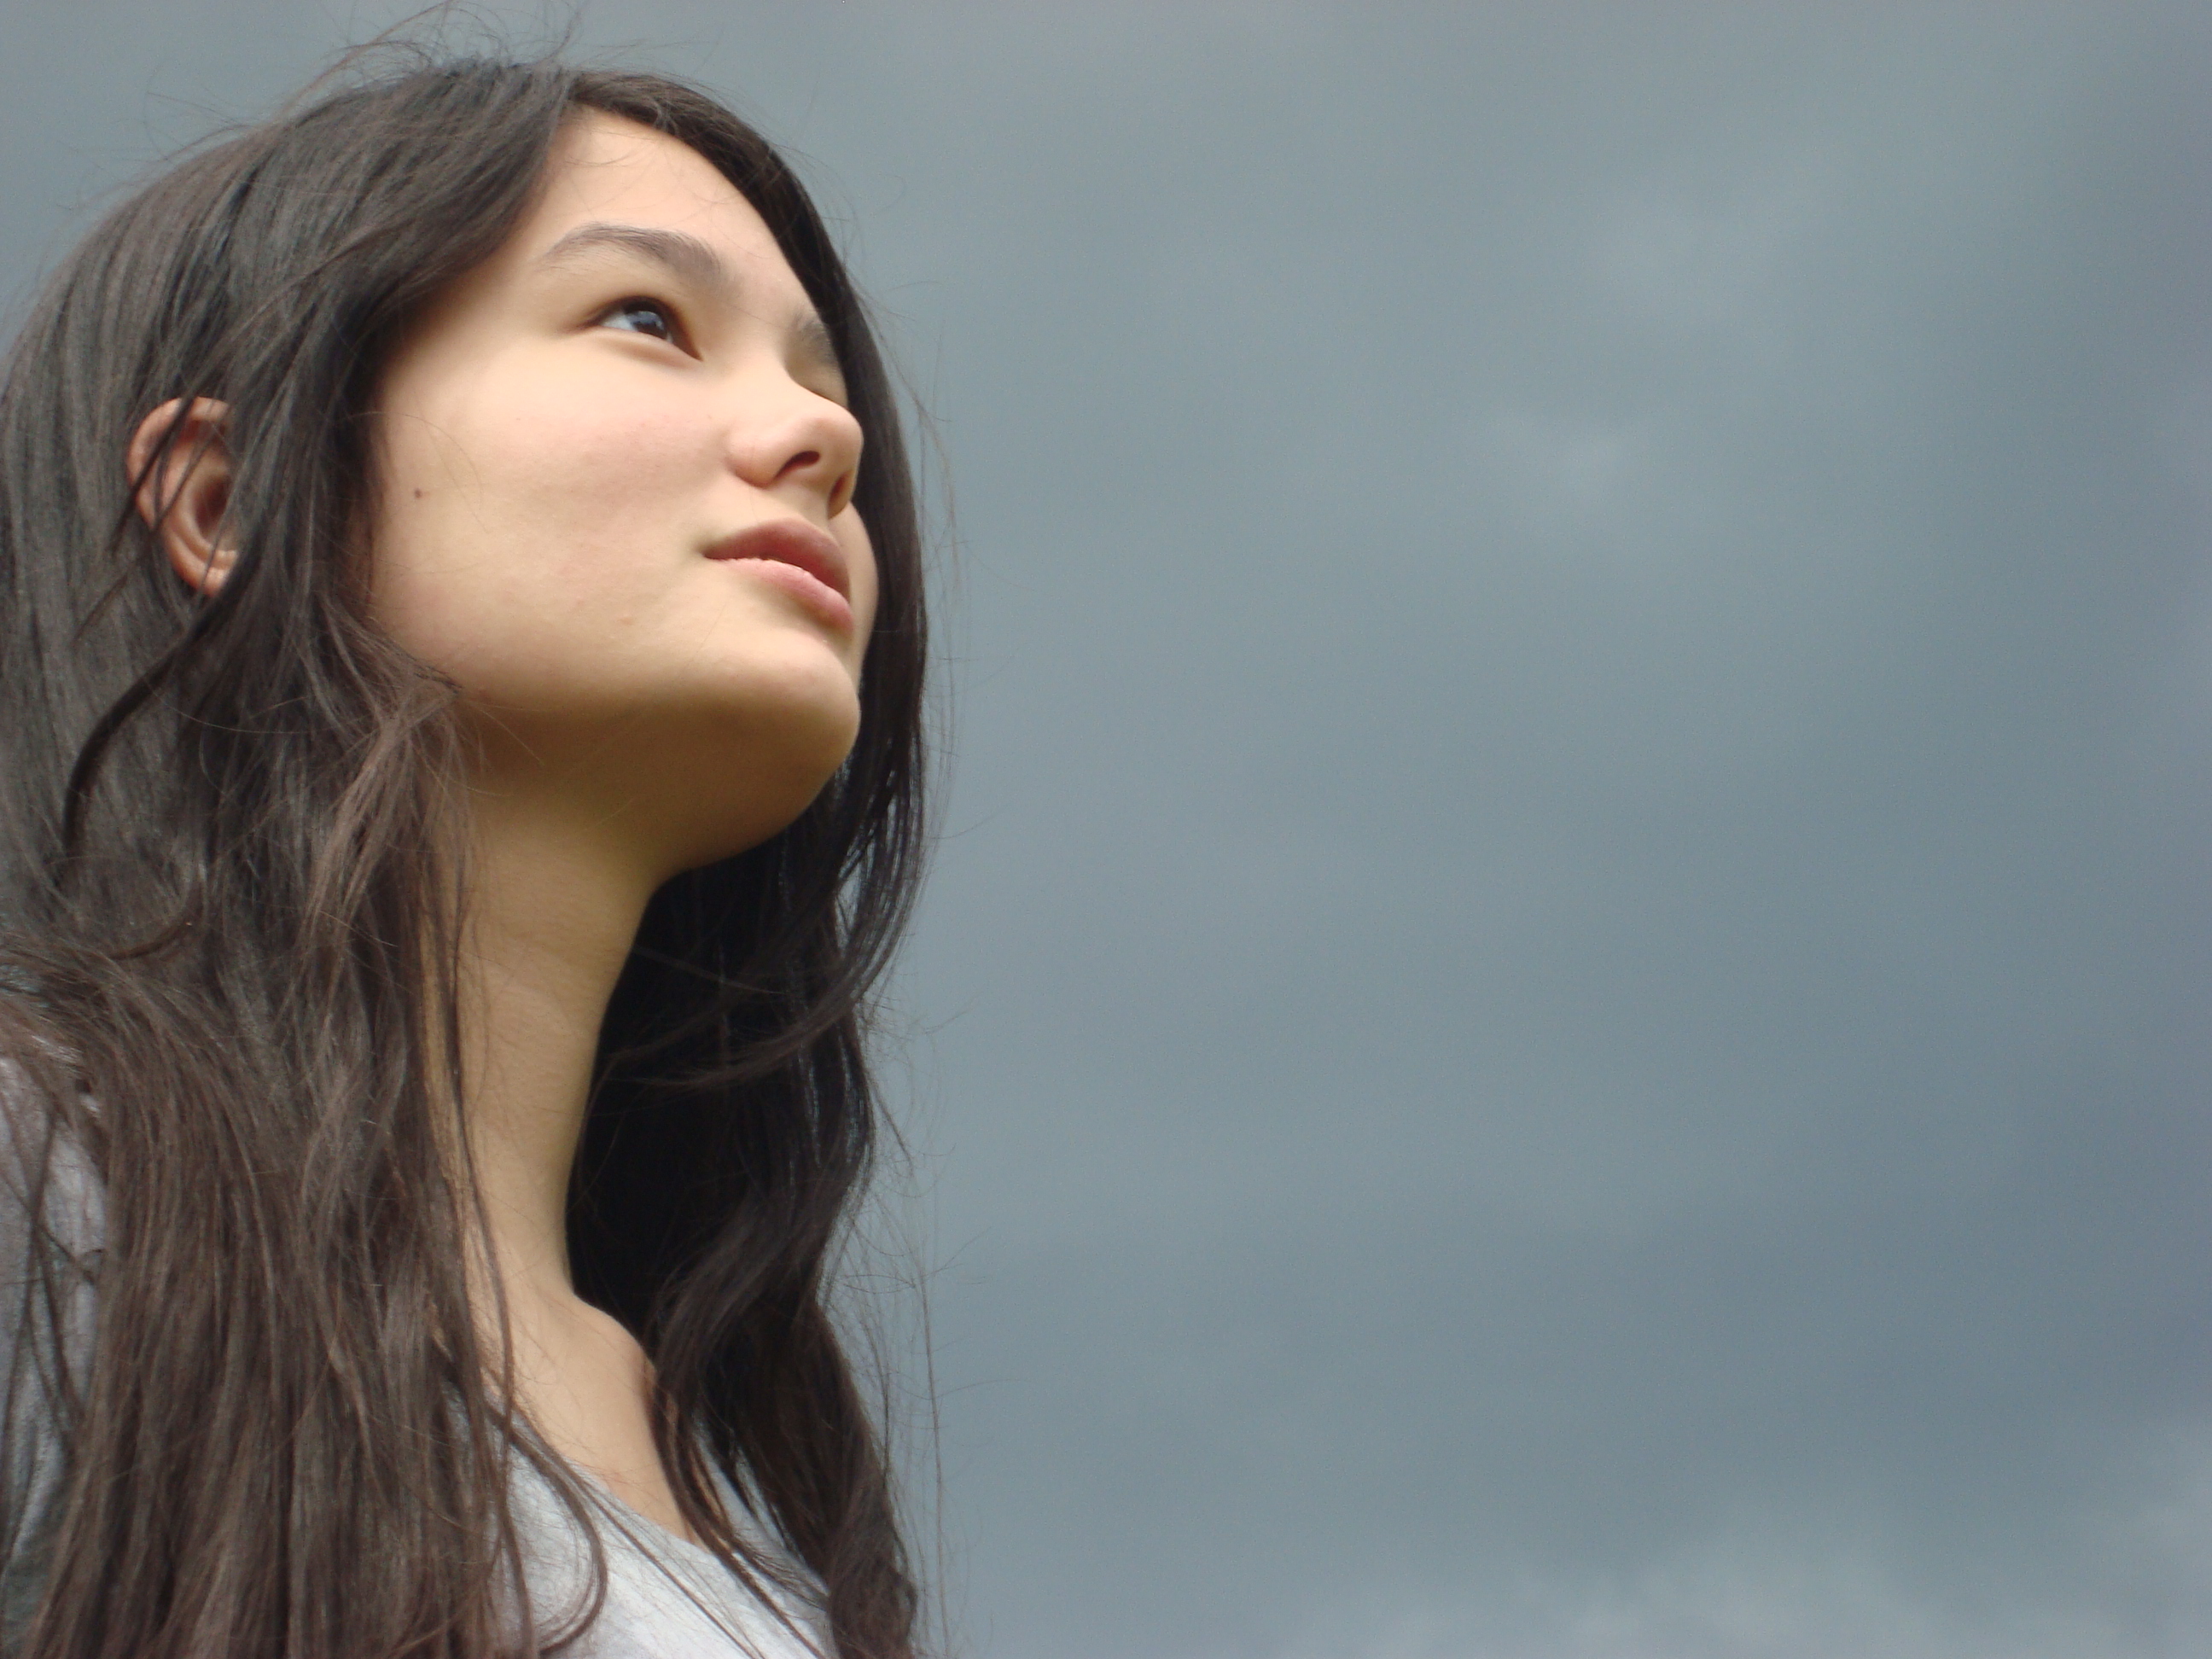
[0, 51, 928, 1659]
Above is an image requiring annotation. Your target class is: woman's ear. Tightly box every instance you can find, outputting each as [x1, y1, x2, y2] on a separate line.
[127, 397, 237, 597]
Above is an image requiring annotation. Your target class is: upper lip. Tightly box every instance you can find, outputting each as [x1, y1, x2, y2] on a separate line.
[704, 517, 849, 599]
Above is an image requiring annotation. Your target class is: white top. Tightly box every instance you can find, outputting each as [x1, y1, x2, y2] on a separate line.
[509, 1448, 826, 1657]
[0, 1091, 824, 1657]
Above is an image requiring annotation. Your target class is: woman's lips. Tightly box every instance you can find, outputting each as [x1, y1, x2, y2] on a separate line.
[706, 518, 854, 632]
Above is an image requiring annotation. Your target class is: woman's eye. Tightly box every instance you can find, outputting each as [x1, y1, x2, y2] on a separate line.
[599, 298, 680, 345]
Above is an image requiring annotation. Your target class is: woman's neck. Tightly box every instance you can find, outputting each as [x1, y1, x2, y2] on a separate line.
[451, 780, 714, 1540]
[455, 783, 661, 1308]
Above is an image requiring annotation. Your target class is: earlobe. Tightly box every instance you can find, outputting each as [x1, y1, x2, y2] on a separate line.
[127, 397, 238, 597]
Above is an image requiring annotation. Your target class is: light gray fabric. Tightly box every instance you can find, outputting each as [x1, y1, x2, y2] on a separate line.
[0, 1079, 823, 1657]
[0, 1074, 100, 1650]
[509, 1456, 825, 1658]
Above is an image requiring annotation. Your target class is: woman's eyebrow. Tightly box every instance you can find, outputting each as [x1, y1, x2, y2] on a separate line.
[538, 221, 736, 300]
[538, 220, 840, 369]
[790, 313, 841, 377]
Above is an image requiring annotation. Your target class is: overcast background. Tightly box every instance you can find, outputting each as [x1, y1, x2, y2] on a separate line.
[3, 3, 2209, 1656]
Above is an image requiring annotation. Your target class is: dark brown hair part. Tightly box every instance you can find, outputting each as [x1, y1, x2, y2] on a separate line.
[0, 49, 927, 1659]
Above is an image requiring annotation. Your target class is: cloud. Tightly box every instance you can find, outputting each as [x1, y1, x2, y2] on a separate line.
[4, 6, 2207, 1657]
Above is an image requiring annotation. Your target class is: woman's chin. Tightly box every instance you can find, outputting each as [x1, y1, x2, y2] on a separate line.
[455, 678, 859, 877]
[649, 700, 862, 873]
[678, 758, 851, 872]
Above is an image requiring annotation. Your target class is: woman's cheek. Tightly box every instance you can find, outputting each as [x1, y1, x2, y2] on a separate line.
[835, 509, 879, 666]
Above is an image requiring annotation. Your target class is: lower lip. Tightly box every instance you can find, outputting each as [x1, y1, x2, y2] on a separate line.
[718, 556, 854, 633]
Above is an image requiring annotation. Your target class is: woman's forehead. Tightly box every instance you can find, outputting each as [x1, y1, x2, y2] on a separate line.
[518, 112, 795, 290]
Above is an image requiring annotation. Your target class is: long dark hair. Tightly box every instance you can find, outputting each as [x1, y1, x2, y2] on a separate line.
[0, 50, 928, 1659]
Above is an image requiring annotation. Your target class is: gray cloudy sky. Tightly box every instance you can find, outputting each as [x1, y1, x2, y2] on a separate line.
[3, 4, 2209, 1656]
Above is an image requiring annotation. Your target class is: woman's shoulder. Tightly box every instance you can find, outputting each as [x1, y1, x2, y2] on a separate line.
[0, 1054, 106, 1283]
[0, 1053, 102, 1643]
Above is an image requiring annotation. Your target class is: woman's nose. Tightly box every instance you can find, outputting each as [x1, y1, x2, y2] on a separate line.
[725, 375, 863, 517]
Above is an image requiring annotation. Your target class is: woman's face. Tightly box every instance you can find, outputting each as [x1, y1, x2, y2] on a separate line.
[371, 111, 876, 872]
